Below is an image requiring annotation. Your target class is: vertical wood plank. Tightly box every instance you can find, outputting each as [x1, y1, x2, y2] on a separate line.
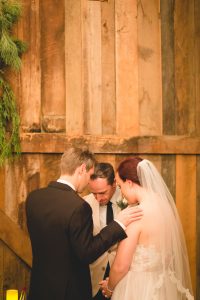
[84, 1, 102, 134]
[0, 167, 5, 210]
[24, 154, 40, 192]
[174, 0, 195, 135]
[101, 0, 116, 134]
[65, 0, 84, 134]
[196, 155, 200, 299]
[0, 242, 3, 299]
[161, 155, 176, 200]
[115, 0, 139, 136]
[95, 154, 116, 170]
[4, 162, 21, 224]
[18, 0, 41, 132]
[195, 0, 200, 136]
[40, 0, 65, 132]
[19, 155, 40, 231]
[176, 155, 196, 293]
[138, 0, 162, 135]
[4, 156, 40, 230]
[160, 0, 176, 134]
[39, 154, 60, 188]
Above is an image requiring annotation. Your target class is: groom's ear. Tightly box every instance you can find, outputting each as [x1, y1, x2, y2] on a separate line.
[79, 163, 86, 174]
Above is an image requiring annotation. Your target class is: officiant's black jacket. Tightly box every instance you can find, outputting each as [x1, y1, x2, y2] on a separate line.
[26, 181, 126, 300]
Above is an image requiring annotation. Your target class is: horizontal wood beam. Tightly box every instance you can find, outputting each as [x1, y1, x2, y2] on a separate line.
[20, 133, 200, 154]
[0, 209, 32, 267]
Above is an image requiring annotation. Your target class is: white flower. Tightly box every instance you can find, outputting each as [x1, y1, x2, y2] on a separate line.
[116, 198, 128, 210]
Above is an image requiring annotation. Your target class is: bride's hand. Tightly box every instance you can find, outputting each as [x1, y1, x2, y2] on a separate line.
[99, 278, 113, 298]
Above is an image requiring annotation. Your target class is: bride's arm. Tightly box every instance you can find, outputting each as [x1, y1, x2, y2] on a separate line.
[108, 220, 141, 291]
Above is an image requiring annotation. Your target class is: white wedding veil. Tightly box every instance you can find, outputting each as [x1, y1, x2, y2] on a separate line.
[137, 159, 194, 300]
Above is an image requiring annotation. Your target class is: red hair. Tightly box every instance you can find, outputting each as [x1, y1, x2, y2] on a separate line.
[117, 157, 143, 185]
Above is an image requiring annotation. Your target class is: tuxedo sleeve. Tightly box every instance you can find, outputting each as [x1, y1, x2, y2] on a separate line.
[68, 201, 127, 264]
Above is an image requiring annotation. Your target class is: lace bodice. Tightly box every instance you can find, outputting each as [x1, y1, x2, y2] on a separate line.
[130, 244, 162, 272]
[128, 244, 194, 300]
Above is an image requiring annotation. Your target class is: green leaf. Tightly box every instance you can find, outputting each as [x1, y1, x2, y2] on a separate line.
[0, 0, 27, 165]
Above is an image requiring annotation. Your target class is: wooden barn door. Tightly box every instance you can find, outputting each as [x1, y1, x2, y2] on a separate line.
[0, 0, 199, 298]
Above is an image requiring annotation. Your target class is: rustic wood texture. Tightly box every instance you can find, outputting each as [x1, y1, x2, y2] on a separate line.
[1, 241, 30, 299]
[65, 0, 84, 135]
[18, 0, 41, 132]
[138, 0, 162, 136]
[161, 155, 176, 200]
[39, 154, 61, 188]
[160, 0, 176, 135]
[4, 162, 21, 224]
[115, 0, 139, 136]
[0, 242, 3, 299]
[197, 155, 200, 299]
[20, 133, 200, 154]
[85, 0, 102, 134]
[0, 210, 32, 267]
[195, 0, 200, 136]
[0, 166, 5, 211]
[3, 156, 38, 230]
[174, 0, 196, 135]
[0, 0, 199, 295]
[40, 0, 65, 132]
[176, 155, 196, 293]
[101, 0, 116, 134]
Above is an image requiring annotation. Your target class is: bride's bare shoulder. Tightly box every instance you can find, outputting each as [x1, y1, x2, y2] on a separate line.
[126, 215, 142, 235]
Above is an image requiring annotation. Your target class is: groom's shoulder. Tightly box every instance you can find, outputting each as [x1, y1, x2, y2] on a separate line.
[26, 181, 65, 201]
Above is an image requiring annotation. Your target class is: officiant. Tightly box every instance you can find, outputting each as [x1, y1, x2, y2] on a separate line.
[84, 163, 127, 300]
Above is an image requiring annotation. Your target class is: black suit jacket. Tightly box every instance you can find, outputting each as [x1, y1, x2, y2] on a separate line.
[26, 181, 126, 300]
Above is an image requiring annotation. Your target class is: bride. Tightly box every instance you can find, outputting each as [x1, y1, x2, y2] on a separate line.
[100, 157, 194, 300]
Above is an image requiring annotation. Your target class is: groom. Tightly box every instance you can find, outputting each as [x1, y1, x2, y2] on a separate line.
[26, 147, 142, 300]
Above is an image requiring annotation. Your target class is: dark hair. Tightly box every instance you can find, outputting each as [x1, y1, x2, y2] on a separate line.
[90, 162, 115, 185]
[117, 157, 143, 185]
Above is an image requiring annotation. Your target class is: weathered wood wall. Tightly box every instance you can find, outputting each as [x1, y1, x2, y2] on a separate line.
[0, 0, 199, 298]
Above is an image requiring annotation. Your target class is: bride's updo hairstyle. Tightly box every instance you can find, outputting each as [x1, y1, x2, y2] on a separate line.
[117, 157, 143, 185]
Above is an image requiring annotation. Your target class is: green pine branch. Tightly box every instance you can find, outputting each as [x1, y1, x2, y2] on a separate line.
[0, 75, 20, 165]
[0, 0, 27, 165]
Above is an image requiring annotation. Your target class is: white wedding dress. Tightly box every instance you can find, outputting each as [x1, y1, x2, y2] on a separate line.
[111, 160, 194, 300]
[112, 244, 193, 300]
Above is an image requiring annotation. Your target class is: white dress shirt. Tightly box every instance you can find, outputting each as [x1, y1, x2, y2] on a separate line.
[57, 178, 75, 191]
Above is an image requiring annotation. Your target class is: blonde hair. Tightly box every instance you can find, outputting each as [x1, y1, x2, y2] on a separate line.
[60, 147, 96, 175]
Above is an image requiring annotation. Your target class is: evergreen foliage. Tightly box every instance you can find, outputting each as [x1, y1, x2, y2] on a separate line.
[0, 0, 27, 165]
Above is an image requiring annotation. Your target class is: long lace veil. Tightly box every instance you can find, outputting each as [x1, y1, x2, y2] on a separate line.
[137, 159, 194, 300]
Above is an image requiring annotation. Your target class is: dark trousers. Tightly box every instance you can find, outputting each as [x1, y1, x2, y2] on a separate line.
[93, 262, 110, 300]
[93, 289, 108, 300]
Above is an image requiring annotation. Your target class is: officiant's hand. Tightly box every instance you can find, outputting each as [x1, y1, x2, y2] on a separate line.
[99, 278, 112, 299]
[115, 206, 143, 227]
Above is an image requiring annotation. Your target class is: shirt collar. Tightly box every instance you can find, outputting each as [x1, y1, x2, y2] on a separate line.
[57, 178, 76, 191]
